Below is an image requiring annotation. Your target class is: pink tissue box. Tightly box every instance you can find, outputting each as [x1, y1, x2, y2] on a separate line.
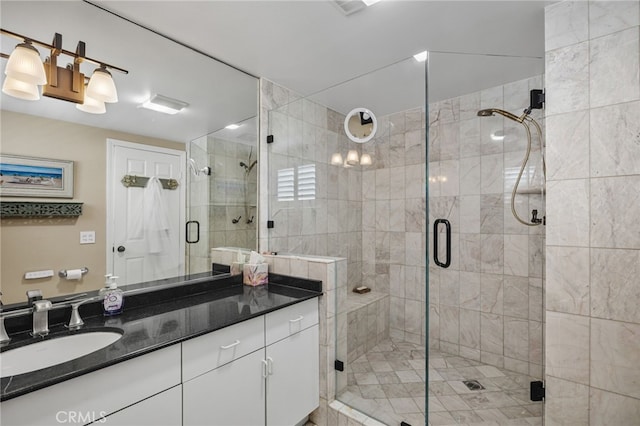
[243, 263, 268, 286]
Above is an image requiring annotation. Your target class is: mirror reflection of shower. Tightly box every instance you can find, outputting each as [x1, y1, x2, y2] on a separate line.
[240, 147, 256, 224]
[188, 158, 211, 176]
[477, 91, 546, 226]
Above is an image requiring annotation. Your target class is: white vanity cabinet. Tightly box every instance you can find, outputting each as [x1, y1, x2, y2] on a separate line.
[183, 297, 319, 426]
[182, 315, 266, 426]
[183, 349, 266, 426]
[0, 345, 181, 426]
[91, 385, 182, 426]
[265, 298, 320, 426]
[0, 297, 320, 426]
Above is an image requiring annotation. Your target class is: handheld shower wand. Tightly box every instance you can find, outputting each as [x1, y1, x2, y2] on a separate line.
[477, 107, 546, 226]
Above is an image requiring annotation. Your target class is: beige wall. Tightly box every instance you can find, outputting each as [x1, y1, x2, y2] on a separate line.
[0, 110, 184, 304]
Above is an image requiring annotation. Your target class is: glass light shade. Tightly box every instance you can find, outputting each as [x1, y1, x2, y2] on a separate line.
[330, 152, 343, 166]
[76, 93, 106, 114]
[4, 43, 47, 85]
[360, 153, 372, 166]
[346, 150, 360, 165]
[86, 67, 118, 103]
[2, 76, 40, 100]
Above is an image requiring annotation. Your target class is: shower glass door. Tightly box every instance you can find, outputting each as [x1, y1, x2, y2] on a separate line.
[186, 117, 259, 274]
[427, 52, 545, 425]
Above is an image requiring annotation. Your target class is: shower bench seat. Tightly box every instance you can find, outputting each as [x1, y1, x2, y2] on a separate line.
[346, 291, 389, 363]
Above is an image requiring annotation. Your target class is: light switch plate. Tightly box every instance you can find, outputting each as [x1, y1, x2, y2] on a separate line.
[80, 231, 96, 244]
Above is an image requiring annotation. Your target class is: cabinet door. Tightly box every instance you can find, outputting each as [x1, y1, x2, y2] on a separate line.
[266, 324, 319, 426]
[183, 349, 265, 426]
[90, 385, 182, 426]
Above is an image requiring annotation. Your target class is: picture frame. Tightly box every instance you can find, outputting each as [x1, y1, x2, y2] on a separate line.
[0, 154, 74, 198]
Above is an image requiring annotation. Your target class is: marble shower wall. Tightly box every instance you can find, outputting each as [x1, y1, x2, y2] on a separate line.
[544, 2, 640, 424]
[261, 79, 364, 286]
[188, 134, 257, 273]
[427, 75, 546, 379]
[207, 135, 257, 250]
[359, 109, 428, 345]
[187, 135, 210, 273]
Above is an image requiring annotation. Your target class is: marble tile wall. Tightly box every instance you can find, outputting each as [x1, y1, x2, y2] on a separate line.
[187, 135, 211, 272]
[544, 1, 640, 424]
[359, 108, 427, 346]
[259, 79, 363, 288]
[207, 135, 257, 251]
[210, 248, 348, 426]
[428, 75, 546, 380]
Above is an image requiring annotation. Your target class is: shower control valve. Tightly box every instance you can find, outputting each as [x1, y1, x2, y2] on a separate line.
[531, 209, 544, 225]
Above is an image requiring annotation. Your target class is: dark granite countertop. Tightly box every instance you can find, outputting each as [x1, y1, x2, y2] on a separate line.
[0, 272, 322, 401]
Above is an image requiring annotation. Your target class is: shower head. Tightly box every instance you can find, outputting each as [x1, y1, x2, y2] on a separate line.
[477, 108, 526, 123]
[240, 160, 257, 173]
[189, 159, 211, 176]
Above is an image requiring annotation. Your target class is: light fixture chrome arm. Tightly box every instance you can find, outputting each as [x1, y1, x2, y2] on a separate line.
[0, 28, 128, 74]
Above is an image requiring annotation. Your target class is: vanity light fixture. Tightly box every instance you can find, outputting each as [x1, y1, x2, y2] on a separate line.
[362, 0, 382, 6]
[2, 75, 40, 100]
[225, 124, 241, 130]
[76, 90, 106, 114]
[140, 94, 189, 115]
[330, 151, 373, 167]
[346, 150, 360, 165]
[1, 28, 127, 112]
[331, 152, 344, 166]
[413, 51, 428, 62]
[360, 153, 372, 166]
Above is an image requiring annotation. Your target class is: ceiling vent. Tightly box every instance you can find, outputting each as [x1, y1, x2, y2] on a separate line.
[333, 0, 367, 16]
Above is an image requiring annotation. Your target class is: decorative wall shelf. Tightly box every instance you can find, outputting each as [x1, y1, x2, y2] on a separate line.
[0, 201, 83, 218]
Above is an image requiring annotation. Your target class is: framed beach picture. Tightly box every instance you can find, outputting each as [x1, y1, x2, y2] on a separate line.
[0, 155, 74, 198]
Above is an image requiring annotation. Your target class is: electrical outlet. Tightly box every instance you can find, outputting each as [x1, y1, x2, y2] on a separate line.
[80, 231, 96, 244]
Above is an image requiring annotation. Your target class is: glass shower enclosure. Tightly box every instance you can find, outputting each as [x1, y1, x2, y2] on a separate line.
[264, 49, 545, 426]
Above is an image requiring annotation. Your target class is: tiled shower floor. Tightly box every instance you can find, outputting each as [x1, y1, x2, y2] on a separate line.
[338, 339, 542, 426]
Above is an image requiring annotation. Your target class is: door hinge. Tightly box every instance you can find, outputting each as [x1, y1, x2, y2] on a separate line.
[334, 360, 344, 372]
[267, 134, 274, 144]
[530, 89, 545, 110]
[530, 380, 545, 401]
[267, 220, 274, 229]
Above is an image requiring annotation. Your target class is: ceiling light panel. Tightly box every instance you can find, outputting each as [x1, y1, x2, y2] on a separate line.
[140, 94, 189, 115]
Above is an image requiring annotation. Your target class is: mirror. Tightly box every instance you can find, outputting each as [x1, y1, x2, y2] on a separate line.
[0, 1, 258, 304]
[344, 108, 377, 143]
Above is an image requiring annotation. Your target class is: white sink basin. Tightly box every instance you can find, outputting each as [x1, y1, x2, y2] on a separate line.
[1, 331, 122, 378]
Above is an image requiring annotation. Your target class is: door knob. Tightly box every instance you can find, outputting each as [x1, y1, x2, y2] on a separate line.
[117, 246, 126, 253]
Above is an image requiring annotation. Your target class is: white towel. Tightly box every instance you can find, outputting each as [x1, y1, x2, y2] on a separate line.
[143, 177, 171, 254]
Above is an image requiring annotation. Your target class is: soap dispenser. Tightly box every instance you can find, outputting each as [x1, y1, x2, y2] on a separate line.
[101, 275, 124, 316]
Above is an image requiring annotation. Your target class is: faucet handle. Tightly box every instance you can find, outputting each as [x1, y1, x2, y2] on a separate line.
[26, 289, 43, 306]
[67, 296, 97, 330]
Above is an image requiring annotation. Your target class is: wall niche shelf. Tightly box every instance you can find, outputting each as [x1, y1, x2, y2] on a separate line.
[0, 201, 83, 218]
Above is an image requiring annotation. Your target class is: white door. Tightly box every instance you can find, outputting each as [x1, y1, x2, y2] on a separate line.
[107, 139, 185, 285]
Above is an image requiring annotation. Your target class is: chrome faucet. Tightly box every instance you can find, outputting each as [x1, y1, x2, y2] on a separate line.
[0, 292, 35, 344]
[26, 289, 55, 337]
[0, 291, 99, 343]
[66, 295, 97, 330]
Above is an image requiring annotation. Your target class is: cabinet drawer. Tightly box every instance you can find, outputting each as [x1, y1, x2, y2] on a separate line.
[0, 345, 181, 426]
[265, 298, 318, 346]
[182, 315, 264, 381]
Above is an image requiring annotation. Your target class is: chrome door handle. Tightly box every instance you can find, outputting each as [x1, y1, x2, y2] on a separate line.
[220, 339, 240, 350]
